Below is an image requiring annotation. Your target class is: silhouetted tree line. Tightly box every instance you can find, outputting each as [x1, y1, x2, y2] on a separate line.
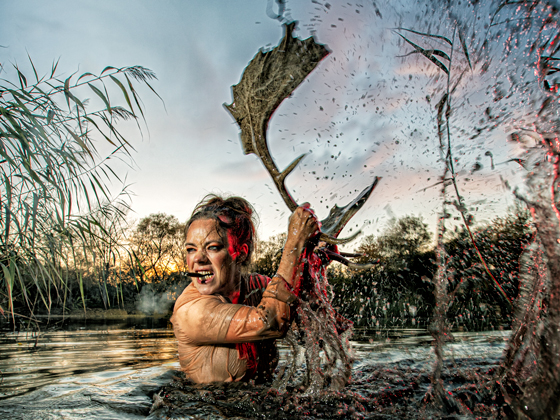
[251, 207, 532, 331]
[2, 211, 190, 317]
[70, 212, 189, 314]
[5, 205, 532, 327]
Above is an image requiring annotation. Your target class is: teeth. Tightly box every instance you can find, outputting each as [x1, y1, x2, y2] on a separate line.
[198, 271, 213, 280]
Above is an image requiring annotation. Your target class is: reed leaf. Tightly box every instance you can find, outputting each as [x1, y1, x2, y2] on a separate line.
[88, 83, 111, 115]
[124, 74, 145, 119]
[110, 75, 135, 115]
[1, 262, 15, 322]
[457, 29, 472, 70]
[0, 57, 159, 321]
[396, 32, 449, 74]
[63, 74, 85, 110]
[394, 27, 453, 45]
[50, 59, 60, 79]
[77, 72, 95, 83]
[27, 53, 40, 84]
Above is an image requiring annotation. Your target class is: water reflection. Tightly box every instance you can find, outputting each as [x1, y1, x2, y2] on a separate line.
[0, 327, 177, 400]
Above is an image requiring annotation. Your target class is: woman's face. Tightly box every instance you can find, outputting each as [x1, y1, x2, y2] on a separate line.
[185, 218, 241, 297]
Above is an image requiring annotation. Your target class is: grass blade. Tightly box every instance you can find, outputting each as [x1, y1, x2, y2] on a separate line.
[396, 32, 449, 74]
[457, 29, 472, 70]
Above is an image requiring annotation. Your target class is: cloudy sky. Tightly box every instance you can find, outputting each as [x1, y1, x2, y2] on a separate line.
[0, 0, 534, 243]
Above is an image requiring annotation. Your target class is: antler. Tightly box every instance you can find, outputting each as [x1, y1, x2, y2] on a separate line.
[224, 21, 321, 213]
[224, 22, 379, 256]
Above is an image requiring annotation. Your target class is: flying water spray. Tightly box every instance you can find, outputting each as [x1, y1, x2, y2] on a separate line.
[154, 1, 560, 417]
[224, 21, 379, 391]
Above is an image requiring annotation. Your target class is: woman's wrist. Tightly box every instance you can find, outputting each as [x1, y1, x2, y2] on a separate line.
[277, 247, 304, 288]
[283, 237, 305, 257]
[262, 273, 298, 303]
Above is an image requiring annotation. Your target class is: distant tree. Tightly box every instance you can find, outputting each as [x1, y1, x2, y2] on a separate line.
[378, 216, 432, 269]
[354, 215, 434, 276]
[330, 209, 534, 330]
[332, 215, 436, 328]
[353, 234, 382, 265]
[251, 233, 286, 278]
[129, 213, 186, 282]
[445, 205, 533, 326]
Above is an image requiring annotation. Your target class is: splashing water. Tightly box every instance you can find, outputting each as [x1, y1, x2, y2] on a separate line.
[155, 1, 560, 417]
[148, 331, 509, 419]
[496, 143, 560, 418]
[4, 1, 559, 418]
[274, 250, 354, 394]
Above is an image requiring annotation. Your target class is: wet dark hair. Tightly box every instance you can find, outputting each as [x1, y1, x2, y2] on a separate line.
[185, 194, 258, 267]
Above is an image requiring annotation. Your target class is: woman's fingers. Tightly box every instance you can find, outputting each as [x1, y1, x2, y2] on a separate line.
[288, 205, 320, 242]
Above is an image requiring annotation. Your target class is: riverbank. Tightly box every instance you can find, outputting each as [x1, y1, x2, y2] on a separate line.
[0, 310, 174, 333]
[50, 308, 168, 319]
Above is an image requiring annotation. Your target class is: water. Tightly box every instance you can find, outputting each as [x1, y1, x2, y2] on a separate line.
[0, 322, 509, 419]
[0, 321, 178, 419]
[150, 329, 509, 419]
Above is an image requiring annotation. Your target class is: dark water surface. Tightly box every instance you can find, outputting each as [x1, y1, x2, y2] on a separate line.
[0, 319, 509, 419]
[150, 329, 509, 419]
[0, 318, 178, 419]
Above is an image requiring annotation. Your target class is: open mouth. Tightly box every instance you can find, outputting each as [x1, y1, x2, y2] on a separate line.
[197, 271, 214, 284]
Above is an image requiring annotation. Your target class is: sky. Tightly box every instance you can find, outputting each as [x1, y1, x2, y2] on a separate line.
[0, 0, 537, 245]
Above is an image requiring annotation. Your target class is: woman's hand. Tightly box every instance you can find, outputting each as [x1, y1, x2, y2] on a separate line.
[276, 204, 320, 288]
[285, 203, 321, 253]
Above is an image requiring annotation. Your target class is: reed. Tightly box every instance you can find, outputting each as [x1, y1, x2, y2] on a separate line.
[0, 57, 159, 324]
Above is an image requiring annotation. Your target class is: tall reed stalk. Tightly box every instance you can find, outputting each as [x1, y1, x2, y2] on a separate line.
[0, 58, 159, 323]
[395, 23, 482, 414]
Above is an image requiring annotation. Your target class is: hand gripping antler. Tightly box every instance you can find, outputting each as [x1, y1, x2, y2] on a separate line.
[224, 22, 379, 261]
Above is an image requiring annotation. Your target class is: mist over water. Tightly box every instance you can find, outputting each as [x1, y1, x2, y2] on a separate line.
[135, 282, 188, 315]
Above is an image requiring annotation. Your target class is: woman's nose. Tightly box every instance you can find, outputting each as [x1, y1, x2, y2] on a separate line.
[192, 248, 208, 264]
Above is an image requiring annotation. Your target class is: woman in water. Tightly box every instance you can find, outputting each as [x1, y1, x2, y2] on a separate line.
[171, 194, 319, 383]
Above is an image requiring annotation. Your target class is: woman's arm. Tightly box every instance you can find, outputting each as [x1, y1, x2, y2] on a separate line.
[224, 205, 320, 342]
[174, 205, 320, 345]
[276, 204, 320, 288]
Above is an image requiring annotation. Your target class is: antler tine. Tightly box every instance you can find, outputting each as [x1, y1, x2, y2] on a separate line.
[319, 231, 360, 245]
[318, 177, 381, 244]
[318, 247, 379, 269]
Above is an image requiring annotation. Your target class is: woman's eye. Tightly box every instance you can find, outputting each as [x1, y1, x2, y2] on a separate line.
[186, 247, 196, 254]
[208, 245, 221, 251]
